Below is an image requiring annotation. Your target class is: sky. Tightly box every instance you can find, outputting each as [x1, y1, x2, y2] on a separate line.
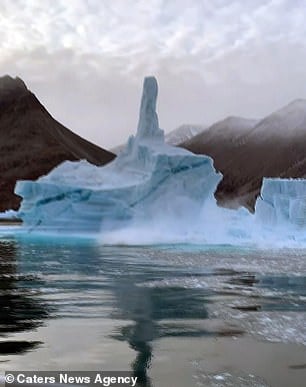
[1, 0, 306, 149]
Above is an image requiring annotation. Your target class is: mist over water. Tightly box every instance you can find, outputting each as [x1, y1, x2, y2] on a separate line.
[97, 196, 306, 248]
[1, 197, 304, 248]
[2, 202, 298, 249]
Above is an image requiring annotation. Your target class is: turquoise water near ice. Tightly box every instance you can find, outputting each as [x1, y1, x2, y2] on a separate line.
[0, 237, 306, 386]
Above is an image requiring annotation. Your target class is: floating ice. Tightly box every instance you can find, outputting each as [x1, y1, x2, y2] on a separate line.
[15, 77, 222, 236]
[14, 77, 306, 245]
[0, 209, 19, 219]
[255, 178, 306, 233]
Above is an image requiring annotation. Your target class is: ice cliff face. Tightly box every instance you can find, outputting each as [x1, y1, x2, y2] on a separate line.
[15, 77, 221, 235]
[255, 178, 306, 229]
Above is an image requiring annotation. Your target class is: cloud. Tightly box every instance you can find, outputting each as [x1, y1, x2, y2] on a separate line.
[2, 0, 305, 66]
[1, 0, 306, 148]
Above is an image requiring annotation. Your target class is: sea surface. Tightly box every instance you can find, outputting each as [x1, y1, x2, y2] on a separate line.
[0, 235, 306, 386]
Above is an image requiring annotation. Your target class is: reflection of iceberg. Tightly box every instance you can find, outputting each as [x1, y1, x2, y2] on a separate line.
[15, 77, 221, 234]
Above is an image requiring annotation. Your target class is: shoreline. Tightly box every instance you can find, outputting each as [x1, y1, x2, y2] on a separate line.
[0, 219, 22, 225]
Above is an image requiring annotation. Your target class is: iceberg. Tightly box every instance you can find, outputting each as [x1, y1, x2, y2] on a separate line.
[15, 77, 222, 235]
[255, 178, 306, 229]
[14, 76, 306, 245]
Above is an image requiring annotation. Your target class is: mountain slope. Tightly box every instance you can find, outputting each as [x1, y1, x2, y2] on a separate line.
[0, 75, 115, 211]
[182, 101, 306, 210]
[181, 116, 259, 209]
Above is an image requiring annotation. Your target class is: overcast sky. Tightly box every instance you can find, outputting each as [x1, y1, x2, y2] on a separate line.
[1, 0, 306, 148]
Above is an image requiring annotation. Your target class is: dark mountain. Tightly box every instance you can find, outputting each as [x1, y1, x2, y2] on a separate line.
[0, 75, 115, 211]
[181, 101, 306, 211]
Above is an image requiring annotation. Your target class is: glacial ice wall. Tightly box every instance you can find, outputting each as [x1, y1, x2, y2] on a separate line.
[255, 178, 306, 229]
[15, 77, 222, 235]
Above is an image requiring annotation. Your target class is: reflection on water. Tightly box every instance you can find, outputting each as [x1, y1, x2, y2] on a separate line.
[111, 281, 211, 385]
[0, 240, 215, 385]
[0, 239, 305, 385]
[0, 241, 50, 355]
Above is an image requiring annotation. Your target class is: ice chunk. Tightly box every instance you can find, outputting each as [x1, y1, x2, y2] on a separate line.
[255, 178, 306, 228]
[0, 209, 19, 220]
[15, 77, 222, 235]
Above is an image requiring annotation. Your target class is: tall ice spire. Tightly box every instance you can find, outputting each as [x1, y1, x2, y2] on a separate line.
[136, 76, 164, 142]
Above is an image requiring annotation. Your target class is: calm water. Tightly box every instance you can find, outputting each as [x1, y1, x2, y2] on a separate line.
[0, 237, 306, 386]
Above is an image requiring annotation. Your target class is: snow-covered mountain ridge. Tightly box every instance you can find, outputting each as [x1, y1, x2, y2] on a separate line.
[182, 99, 306, 210]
